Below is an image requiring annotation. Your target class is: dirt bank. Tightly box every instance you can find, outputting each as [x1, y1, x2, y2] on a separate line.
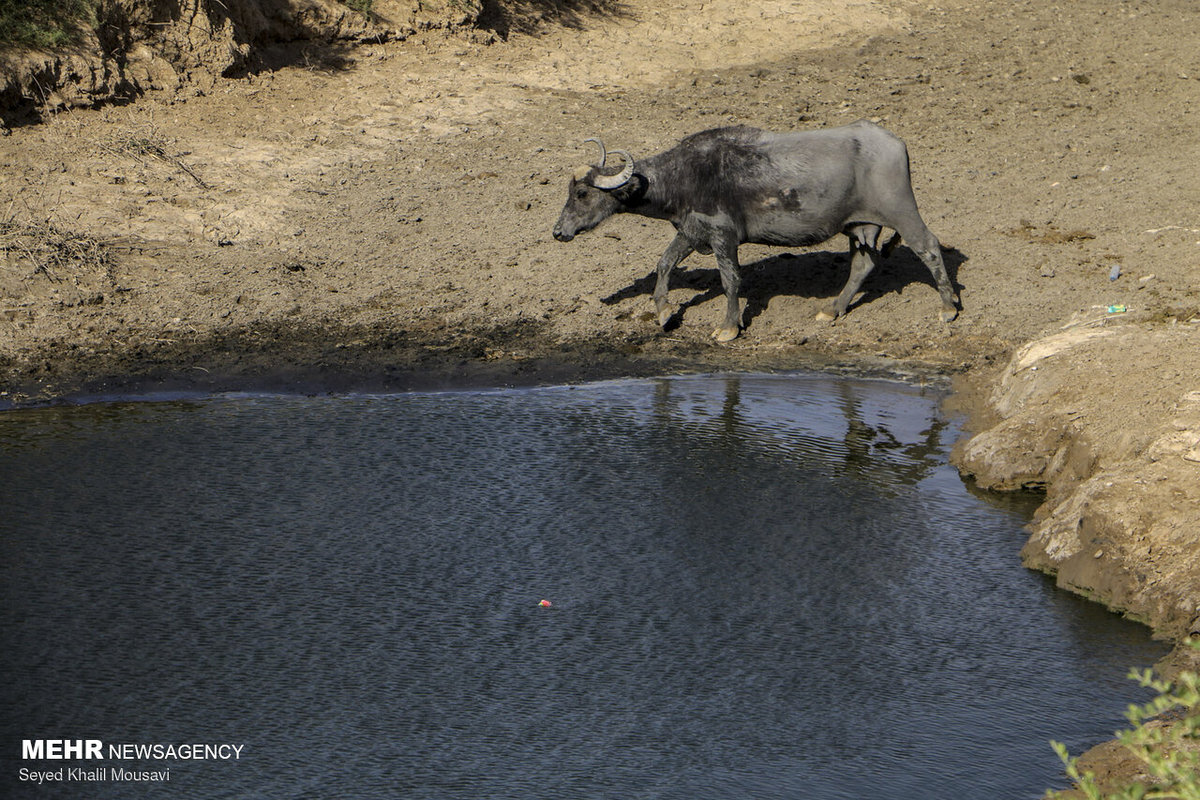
[951, 321, 1200, 646]
[0, 0, 483, 123]
[2, 0, 1199, 787]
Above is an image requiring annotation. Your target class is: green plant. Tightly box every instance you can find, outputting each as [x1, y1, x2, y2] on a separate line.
[0, 0, 95, 49]
[338, 0, 374, 15]
[1048, 648, 1200, 800]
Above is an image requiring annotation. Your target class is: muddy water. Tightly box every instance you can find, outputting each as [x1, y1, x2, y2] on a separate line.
[0, 373, 1165, 799]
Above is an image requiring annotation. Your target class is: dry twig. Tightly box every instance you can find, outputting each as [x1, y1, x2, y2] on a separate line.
[0, 214, 112, 283]
[98, 127, 211, 189]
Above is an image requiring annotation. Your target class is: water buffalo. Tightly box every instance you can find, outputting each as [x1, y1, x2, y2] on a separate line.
[552, 121, 959, 341]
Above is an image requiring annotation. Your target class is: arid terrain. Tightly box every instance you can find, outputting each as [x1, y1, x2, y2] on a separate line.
[2, 0, 1199, 790]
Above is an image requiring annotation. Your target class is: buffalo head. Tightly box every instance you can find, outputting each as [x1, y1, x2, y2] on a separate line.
[552, 138, 635, 242]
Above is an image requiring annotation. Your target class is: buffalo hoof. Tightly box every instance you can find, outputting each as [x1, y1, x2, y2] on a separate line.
[712, 326, 740, 343]
[940, 307, 959, 323]
[815, 310, 837, 322]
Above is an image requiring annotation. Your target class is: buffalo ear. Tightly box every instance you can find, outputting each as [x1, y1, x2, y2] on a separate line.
[610, 173, 647, 204]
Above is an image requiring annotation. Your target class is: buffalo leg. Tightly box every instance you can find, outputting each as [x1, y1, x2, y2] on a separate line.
[712, 236, 742, 342]
[907, 226, 955, 321]
[819, 225, 881, 321]
[904, 225, 959, 322]
[882, 205, 960, 321]
[653, 233, 695, 328]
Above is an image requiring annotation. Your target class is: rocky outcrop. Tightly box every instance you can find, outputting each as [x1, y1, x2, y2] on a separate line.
[0, 0, 483, 123]
[954, 321, 1200, 644]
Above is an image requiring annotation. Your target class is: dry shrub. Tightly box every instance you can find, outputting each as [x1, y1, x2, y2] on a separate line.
[0, 212, 111, 283]
[98, 125, 209, 188]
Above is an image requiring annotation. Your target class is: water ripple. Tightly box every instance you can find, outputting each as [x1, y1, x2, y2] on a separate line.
[0, 373, 1165, 799]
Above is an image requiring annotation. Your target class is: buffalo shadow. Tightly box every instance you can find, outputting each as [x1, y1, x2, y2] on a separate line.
[601, 242, 967, 331]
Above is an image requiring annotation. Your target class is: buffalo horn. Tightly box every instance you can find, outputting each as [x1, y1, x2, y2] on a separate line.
[592, 149, 635, 190]
[583, 137, 608, 167]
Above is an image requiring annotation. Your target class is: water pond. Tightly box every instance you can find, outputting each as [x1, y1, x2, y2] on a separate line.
[0, 372, 1165, 799]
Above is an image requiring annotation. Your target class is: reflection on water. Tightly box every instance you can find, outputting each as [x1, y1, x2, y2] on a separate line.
[0, 373, 1166, 800]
